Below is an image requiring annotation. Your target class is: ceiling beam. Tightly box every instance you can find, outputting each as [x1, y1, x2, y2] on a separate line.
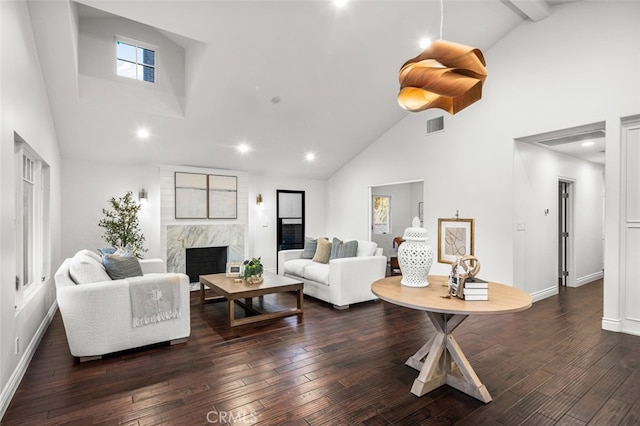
[508, 0, 551, 22]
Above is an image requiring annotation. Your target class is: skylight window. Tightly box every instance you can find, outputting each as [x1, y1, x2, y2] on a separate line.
[116, 39, 156, 83]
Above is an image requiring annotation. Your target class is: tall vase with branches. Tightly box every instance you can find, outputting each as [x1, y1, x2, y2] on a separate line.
[98, 191, 147, 257]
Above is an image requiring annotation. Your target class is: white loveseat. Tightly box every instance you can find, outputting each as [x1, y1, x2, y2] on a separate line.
[54, 250, 190, 361]
[278, 240, 387, 309]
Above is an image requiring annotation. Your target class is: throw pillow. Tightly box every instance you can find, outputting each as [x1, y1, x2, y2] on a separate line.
[98, 247, 117, 256]
[356, 240, 378, 257]
[302, 237, 318, 259]
[312, 238, 332, 264]
[102, 252, 143, 280]
[69, 253, 111, 284]
[77, 249, 102, 263]
[330, 237, 343, 260]
[337, 240, 358, 258]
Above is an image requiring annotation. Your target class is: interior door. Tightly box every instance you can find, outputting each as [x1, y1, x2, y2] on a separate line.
[558, 181, 570, 286]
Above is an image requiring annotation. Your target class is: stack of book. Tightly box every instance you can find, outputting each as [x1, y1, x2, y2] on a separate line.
[462, 278, 489, 301]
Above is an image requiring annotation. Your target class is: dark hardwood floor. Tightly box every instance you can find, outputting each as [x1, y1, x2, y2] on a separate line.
[3, 279, 640, 425]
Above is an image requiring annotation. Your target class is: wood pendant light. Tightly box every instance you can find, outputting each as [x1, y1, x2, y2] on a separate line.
[398, 40, 487, 115]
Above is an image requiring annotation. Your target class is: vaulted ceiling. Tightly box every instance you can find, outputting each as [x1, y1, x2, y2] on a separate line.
[26, 0, 576, 179]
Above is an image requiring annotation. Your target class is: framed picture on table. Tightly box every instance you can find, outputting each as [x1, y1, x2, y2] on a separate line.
[437, 218, 474, 264]
[226, 262, 243, 277]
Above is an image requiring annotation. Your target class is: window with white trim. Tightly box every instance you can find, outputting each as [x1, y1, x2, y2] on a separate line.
[116, 38, 156, 83]
[15, 135, 50, 308]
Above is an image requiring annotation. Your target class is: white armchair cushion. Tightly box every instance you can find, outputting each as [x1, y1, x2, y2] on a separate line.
[283, 259, 311, 277]
[69, 254, 111, 284]
[304, 263, 330, 285]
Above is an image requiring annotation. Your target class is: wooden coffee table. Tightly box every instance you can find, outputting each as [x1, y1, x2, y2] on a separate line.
[199, 272, 304, 327]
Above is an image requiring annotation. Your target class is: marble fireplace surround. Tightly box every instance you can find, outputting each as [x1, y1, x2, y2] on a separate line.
[166, 224, 245, 274]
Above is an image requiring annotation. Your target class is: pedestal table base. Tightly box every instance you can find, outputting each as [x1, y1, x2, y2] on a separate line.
[405, 311, 492, 403]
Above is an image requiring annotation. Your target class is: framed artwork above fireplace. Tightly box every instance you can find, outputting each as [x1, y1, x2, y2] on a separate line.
[175, 172, 207, 219]
[174, 172, 238, 219]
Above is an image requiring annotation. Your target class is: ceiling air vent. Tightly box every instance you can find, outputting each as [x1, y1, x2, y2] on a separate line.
[426, 116, 444, 135]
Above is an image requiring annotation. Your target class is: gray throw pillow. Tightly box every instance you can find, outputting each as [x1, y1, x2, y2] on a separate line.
[330, 237, 343, 260]
[302, 237, 318, 259]
[338, 240, 358, 258]
[102, 253, 143, 280]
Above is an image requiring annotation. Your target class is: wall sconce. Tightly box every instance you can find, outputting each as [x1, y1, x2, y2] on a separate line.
[256, 194, 264, 207]
[139, 188, 148, 205]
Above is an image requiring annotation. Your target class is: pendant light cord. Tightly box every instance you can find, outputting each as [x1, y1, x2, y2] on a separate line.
[439, 0, 444, 40]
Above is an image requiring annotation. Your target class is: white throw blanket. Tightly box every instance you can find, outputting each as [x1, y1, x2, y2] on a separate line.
[128, 275, 182, 328]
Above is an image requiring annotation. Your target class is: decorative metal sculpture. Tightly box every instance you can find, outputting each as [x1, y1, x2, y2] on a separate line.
[459, 254, 480, 279]
[398, 40, 487, 115]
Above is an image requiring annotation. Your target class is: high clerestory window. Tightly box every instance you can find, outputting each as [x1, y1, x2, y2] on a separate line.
[116, 38, 156, 83]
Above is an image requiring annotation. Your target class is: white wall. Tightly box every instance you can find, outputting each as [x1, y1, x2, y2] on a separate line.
[514, 141, 604, 299]
[61, 159, 161, 259]
[248, 174, 327, 273]
[327, 0, 639, 309]
[1, 0, 62, 416]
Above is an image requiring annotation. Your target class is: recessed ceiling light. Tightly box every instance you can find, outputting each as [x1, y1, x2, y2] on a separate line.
[419, 38, 432, 50]
[333, 0, 347, 8]
[237, 143, 251, 154]
[305, 152, 316, 162]
[582, 141, 595, 147]
[136, 128, 150, 139]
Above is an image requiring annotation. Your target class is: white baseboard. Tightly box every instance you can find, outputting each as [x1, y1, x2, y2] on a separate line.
[602, 317, 622, 332]
[574, 271, 604, 288]
[0, 301, 58, 421]
[530, 285, 558, 303]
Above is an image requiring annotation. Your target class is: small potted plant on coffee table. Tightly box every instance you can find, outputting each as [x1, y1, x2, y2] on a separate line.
[243, 257, 263, 284]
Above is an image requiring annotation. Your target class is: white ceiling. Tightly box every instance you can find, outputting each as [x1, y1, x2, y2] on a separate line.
[26, 0, 579, 179]
[516, 122, 606, 165]
[539, 136, 606, 166]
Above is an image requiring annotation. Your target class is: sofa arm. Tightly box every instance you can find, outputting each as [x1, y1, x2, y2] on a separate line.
[329, 255, 388, 307]
[278, 249, 304, 275]
[139, 258, 166, 274]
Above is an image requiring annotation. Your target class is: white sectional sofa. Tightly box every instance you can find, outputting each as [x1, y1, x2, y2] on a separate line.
[278, 239, 387, 309]
[54, 250, 190, 361]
